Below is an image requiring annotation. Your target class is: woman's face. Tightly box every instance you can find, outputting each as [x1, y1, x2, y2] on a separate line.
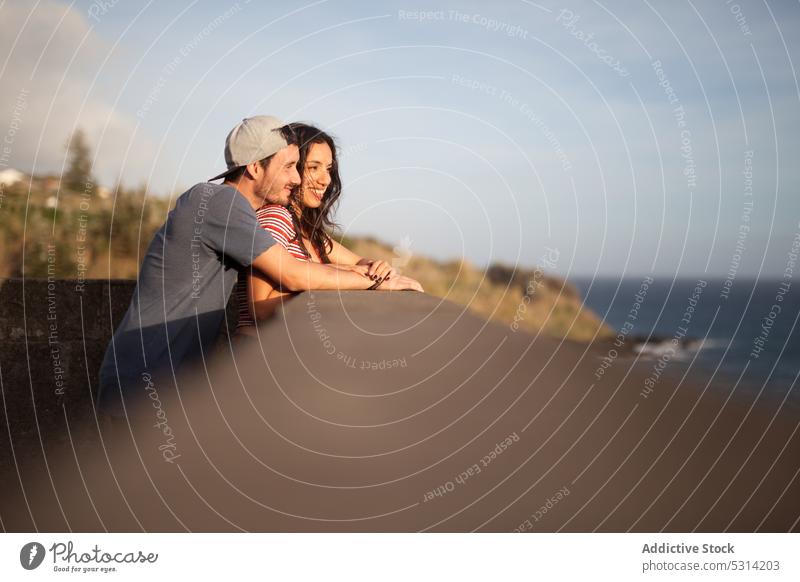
[298, 141, 333, 209]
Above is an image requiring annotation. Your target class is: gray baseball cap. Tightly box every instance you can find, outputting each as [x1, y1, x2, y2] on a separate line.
[209, 115, 289, 181]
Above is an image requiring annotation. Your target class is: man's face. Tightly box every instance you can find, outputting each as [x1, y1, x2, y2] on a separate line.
[256, 144, 300, 205]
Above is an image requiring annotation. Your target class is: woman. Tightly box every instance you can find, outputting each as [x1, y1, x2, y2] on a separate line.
[235, 123, 422, 333]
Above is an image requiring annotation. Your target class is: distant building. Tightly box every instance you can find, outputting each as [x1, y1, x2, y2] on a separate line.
[0, 168, 25, 186]
[42, 176, 61, 191]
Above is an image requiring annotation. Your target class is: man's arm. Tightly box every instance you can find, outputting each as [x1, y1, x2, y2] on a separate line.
[251, 244, 373, 291]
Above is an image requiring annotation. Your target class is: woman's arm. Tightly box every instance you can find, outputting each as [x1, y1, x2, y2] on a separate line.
[326, 237, 363, 265]
[247, 269, 292, 322]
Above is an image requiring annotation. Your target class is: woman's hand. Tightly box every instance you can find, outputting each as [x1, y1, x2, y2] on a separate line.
[361, 259, 397, 282]
[376, 274, 424, 292]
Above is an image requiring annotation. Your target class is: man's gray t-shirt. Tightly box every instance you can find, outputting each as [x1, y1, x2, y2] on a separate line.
[98, 182, 275, 415]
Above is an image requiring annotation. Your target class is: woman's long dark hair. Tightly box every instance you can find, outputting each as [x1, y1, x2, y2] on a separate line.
[285, 123, 341, 264]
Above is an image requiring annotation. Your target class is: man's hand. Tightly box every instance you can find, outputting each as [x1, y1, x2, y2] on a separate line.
[376, 274, 424, 292]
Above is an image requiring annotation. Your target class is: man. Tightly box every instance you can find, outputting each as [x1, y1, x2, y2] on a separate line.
[98, 115, 422, 417]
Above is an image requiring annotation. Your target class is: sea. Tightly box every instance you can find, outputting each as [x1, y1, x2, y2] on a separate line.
[571, 277, 800, 408]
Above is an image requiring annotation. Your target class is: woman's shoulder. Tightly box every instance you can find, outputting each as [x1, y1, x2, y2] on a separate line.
[256, 204, 296, 242]
[256, 204, 295, 231]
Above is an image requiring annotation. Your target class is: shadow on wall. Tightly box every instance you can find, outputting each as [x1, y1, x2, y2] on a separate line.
[1, 285, 798, 532]
[0, 279, 133, 442]
[0, 278, 240, 463]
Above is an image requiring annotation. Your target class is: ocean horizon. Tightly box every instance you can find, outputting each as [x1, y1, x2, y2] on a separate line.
[571, 277, 800, 409]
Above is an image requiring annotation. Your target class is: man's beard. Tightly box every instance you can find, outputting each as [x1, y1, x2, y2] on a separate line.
[261, 183, 290, 206]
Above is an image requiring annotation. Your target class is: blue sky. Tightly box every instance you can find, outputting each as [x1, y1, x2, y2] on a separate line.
[1, 0, 798, 278]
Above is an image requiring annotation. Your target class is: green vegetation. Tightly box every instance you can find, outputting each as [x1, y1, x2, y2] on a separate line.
[63, 129, 94, 193]
[0, 179, 171, 279]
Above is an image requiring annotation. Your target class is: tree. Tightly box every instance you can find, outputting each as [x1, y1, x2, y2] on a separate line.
[64, 129, 94, 192]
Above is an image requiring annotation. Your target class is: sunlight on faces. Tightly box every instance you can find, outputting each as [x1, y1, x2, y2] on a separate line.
[257, 144, 300, 205]
[298, 141, 333, 209]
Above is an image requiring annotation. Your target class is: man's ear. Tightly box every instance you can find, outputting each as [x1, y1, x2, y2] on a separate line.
[245, 160, 262, 180]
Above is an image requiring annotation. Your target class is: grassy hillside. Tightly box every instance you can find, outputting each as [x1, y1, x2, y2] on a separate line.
[343, 236, 614, 342]
[0, 180, 171, 280]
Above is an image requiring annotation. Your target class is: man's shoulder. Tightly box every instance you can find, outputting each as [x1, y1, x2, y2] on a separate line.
[174, 182, 248, 213]
[182, 181, 238, 200]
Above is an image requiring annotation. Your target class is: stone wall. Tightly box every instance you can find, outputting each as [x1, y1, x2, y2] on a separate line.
[0, 279, 132, 435]
[0, 278, 237, 459]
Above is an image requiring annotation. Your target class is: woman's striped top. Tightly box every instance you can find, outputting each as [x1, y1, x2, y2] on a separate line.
[235, 205, 314, 329]
[258, 204, 314, 261]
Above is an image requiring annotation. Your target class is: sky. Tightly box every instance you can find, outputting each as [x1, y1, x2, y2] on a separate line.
[1, 0, 798, 278]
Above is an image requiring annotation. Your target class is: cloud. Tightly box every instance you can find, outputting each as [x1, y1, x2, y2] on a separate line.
[0, 0, 151, 187]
